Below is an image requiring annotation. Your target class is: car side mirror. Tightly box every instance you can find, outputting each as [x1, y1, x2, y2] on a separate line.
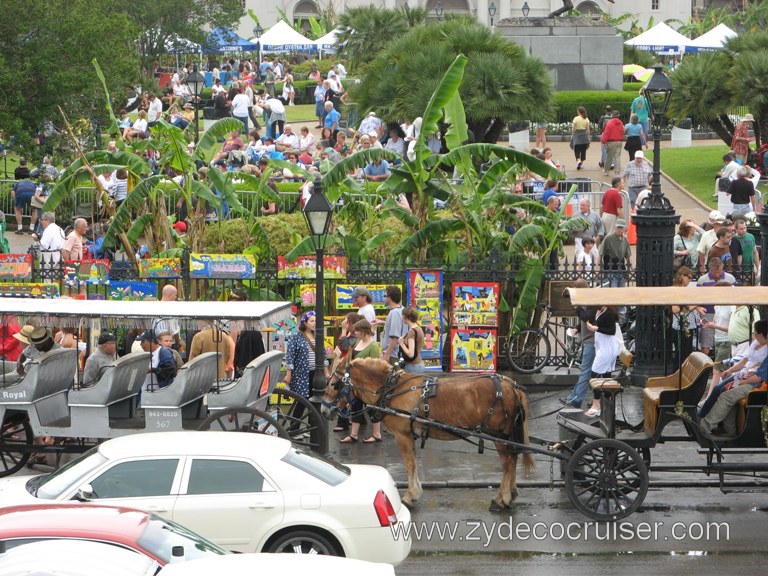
[74, 484, 94, 501]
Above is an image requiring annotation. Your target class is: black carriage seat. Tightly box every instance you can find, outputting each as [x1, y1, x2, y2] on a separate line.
[139, 352, 220, 419]
[207, 350, 284, 412]
[643, 352, 713, 435]
[68, 353, 150, 419]
[735, 389, 768, 445]
[0, 348, 78, 427]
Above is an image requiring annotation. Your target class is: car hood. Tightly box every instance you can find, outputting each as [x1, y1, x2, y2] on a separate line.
[0, 475, 46, 504]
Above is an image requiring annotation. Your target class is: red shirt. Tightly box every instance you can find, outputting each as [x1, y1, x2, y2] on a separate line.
[602, 188, 622, 216]
[0, 322, 22, 362]
[601, 117, 625, 143]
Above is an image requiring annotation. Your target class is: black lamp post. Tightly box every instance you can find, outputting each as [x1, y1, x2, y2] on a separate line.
[631, 64, 680, 381]
[522, 2, 530, 17]
[185, 66, 205, 144]
[489, 1, 497, 26]
[303, 178, 333, 455]
[253, 24, 263, 75]
[435, 1, 444, 20]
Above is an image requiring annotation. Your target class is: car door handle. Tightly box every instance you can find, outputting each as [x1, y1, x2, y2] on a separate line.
[249, 502, 276, 509]
[146, 506, 168, 513]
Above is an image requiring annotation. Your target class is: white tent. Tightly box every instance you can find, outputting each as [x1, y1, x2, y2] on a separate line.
[256, 20, 317, 53]
[685, 23, 737, 53]
[315, 28, 340, 52]
[625, 22, 690, 53]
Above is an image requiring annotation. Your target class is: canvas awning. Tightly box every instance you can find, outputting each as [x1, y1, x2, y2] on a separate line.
[315, 28, 340, 52]
[207, 27, 260, 53]
[685, 23, 737, 53]
[565, 286, 768, 307]
[257, 20, 317, 53]
[624, 22, 691, 53]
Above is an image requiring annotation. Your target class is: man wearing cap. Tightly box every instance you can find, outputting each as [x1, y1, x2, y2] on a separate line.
[82, 333, 119, 387]
[173, 221, 187, 236]
[732, 114, 755, 164]
[358, 112, 382, 139]
[138, 330, 177, 392]
[352, 287, 377, 341]
[16, 327, 60, 376]
[599, 218, 631, 288]
[622, 151, 652, 210]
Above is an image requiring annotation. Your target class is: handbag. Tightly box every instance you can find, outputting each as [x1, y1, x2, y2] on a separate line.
[717, 177, 730, 192]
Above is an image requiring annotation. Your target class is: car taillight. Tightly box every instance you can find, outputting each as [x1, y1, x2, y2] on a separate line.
[373, 489, 398, 527]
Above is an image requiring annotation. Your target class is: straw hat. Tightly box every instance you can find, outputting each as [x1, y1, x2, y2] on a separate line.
[13, 325, 35, 345]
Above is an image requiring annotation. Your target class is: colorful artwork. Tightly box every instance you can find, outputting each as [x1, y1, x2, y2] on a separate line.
[0, 254, 33, 280]
[450, 329, 497, 372]
[277, 256, 347, 279]
[78, 260, 110, 285]
[108, 281, 158, 301]
[451, 282, 500, 327]
[0, 282, 59, 298]
[335, 284, 394, 310]
[189, 253, 256, 279]
[139, 258, 182, 278]
[407, 270, 443, 370]
[299, 284, 316, 307]
[270, 316, 297, 354]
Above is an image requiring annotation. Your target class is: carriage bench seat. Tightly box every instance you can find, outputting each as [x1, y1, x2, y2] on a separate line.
[736, 389, 767, 443]
[0, 348, 78, 427]
[208, 350, 284, 411]
[643, 352, 713, 435]
[140, 352, 220, 418]
[68, 352, 150, 418]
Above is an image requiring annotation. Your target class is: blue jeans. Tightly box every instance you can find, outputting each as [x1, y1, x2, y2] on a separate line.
[566, 342, 595, 406]
[698, 373, 737, 417]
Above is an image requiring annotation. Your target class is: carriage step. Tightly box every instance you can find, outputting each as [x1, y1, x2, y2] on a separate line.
[722, 486, 768, 494]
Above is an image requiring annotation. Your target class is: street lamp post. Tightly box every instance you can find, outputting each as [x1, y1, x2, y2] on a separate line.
[435, 1, 444, 20]
[253, 24, 263, 78]
[303, 178, 333, 455]
[522, 2, 530, 17]
[632, 65, 680, 381]
[489, 2, 497, 26]
[185, 65, 205, 144]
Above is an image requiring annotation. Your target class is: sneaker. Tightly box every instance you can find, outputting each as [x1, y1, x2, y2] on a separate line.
[14, 229, 23, 235]
[610, 165, 615, 170]
[603, 171, 609, 176]
[598, 161, 604, 168]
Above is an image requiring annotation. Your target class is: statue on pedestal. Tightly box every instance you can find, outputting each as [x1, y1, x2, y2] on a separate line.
[548, 0, 613, 19]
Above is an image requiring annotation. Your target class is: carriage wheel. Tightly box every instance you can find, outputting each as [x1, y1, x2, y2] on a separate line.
[507, 329, 550, 374]
[197, 408, 289, 439]
[268, 388, 327, 452]
[565, 438, 648, 521]
[0, 414, 32, 477]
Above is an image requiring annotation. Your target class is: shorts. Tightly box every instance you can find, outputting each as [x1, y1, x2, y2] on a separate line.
[713, 341, 731, 369]
[14, 193, 33, 209]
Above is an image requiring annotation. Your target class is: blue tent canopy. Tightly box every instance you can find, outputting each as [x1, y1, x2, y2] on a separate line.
[206, 27, 259, 52]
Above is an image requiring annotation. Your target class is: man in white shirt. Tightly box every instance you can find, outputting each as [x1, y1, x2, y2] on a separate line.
[353, 287, 377, 341]
[35, 211, 65, 267]
[275, 124, 300, 152]
[146, 93, 163, 126]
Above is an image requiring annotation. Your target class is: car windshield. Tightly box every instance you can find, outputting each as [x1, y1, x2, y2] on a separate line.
[34, 446, 108, 499]
[282, 445, 350, 486]
[139, 515, 230, 563]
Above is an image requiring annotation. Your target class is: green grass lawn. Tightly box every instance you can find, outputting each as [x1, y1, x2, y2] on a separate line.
[285, 104, 318, 125]
[651, 144, 731, 209]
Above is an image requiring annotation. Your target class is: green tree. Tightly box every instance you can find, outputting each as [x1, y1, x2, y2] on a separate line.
[350, 18, 554, 143]
[669, 30, 768, 147]
[0, 0, 140, 156]
[335, 6, 410, 70]
[116, 0, 244, 76]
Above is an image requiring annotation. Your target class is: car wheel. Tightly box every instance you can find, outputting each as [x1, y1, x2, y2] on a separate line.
[266, 529, 341, 556]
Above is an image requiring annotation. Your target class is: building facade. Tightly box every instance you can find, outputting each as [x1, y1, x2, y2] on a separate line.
[238, 0, 692, 39]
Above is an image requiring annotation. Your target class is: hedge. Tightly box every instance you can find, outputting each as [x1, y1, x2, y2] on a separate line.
[553, 91, 637, 124]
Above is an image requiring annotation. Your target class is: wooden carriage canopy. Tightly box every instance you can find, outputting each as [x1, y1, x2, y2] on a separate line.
[0, 299, 292, 331]
[565, 286, 768, 307]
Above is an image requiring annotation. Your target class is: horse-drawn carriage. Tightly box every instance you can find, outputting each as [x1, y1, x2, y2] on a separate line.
[0, 298, 327, 475]
[321, 286, 768, 521]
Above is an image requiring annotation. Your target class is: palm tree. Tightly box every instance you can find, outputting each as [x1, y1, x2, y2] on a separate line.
[335, 6, 409, 69]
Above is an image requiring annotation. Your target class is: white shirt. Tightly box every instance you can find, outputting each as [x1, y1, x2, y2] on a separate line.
[147, 98, 163, 122]
[231, 93, 251, 117]
[276, 132, 299, 149]
[358, 303, 378, 342]
[133, 118, 148, 133]
[266, 99, 285, 115]
[40, 223, 65, 263]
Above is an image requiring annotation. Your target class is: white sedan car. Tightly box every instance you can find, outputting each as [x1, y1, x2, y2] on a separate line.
[0, 432, 411, 566]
